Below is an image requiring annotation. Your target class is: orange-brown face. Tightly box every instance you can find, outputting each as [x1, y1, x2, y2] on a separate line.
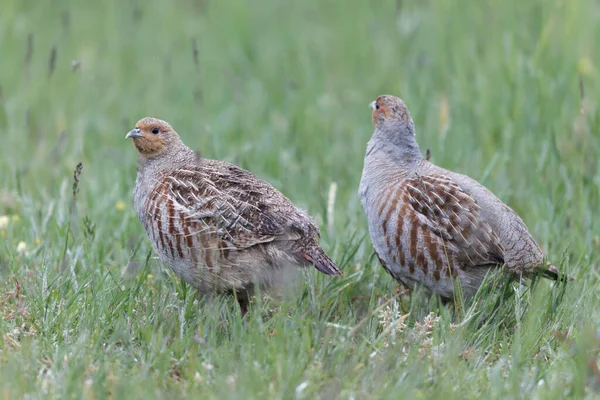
[370, 95, 412, 127]
[126, 117, 174, 157]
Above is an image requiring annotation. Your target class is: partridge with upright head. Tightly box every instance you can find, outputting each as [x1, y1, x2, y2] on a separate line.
[359, 95, 561, 300]
[126, 117, 341, 308]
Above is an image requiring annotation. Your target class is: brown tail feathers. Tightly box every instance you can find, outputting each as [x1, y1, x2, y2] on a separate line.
[542, 261, 575, 281]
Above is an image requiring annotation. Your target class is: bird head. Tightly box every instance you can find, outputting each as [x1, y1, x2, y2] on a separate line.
[370, 95, 414, 129]
[366, 95, 421, 162]
[126, 117, 179, 158]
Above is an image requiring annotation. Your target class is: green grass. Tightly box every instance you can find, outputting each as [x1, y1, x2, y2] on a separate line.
[1, 0, 599, 398]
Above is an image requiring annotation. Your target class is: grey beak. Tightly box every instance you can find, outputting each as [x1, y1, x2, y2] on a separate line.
[126, 128, 143, 139]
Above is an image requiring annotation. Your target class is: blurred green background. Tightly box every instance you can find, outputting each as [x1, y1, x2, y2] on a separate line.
[0, 0, 599, 398]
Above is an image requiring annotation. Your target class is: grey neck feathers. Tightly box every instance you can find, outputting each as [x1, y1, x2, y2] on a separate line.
[366, 119, 423, 170]
[137, 138, 196, 177]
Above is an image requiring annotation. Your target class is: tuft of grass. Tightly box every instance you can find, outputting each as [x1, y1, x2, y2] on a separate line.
[0, 0, 599, 398]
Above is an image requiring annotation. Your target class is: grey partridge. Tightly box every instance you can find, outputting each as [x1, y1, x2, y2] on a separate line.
[359, 95, 562, 300]
[126, 117, 341, 308]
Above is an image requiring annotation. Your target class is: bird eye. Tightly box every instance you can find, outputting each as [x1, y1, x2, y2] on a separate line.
[151, 127, 160, 134]
[375, 104, 380, 110]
